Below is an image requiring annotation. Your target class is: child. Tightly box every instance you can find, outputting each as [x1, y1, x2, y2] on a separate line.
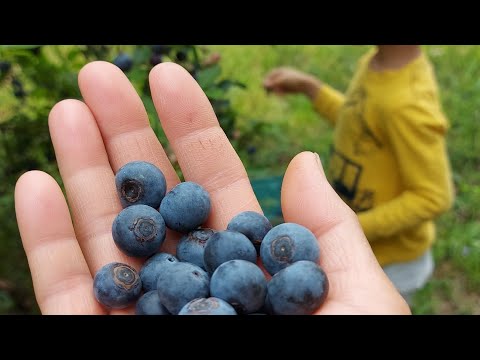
[264, 45, 454, 304]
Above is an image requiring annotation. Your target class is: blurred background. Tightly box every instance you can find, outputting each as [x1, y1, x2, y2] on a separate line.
[0, 45, 478, 314]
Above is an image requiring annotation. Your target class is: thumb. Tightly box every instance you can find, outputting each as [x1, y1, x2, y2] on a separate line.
[281, 152, 410, 313]
[281, 151, 378, 277]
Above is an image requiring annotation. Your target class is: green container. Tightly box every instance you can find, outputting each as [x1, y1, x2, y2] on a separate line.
[250, 175, 284, 225]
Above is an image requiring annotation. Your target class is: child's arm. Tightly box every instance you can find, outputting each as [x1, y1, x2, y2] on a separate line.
[311, 84, 345, 127]
[264, 67, 345, 126]
[357, 103, 455, 241]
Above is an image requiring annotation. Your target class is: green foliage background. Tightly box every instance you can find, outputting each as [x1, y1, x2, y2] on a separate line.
[0, 45, 245, 313]
[1, 45, 479, 314]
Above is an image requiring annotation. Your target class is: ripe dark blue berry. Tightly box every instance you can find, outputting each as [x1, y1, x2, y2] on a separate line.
[112, 204, 166, 257]
[29, 46, 41, 55]
[93, 262, 142, 309]
[266, 260, 329, 315]
[260, 222, 320, 275]
[0, 61, 11, 73]
[12, 78, 25, 98]
[210, 259, 266, 314]
[136, 290, 170, 315]
[151, 45, 170, 55]
[176, 50, 187, 61]
[156, 261, 210, 315]
[139, 252, 178, 292]
[150, 54, 163, 66]
[227, 211, 272, 254]
[159, 182, 211, 233]
[203, 230, 257, 274]
[178, 297, 237, 315]
[176, 228, 216, 270]
[115, 161, 167, 209]
[113, 53, 133, 72]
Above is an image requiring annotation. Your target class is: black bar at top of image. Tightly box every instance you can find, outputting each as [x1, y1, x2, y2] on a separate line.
[0, 9, 479, 44]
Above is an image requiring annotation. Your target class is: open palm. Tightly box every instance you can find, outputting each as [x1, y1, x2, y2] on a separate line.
[14, 62, 410, 315]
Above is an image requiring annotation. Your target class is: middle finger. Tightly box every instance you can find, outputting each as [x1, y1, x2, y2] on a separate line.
[149, 63, 262, 229]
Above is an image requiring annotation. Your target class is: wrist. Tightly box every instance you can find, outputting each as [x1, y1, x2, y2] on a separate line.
[302, 77, 322, 100]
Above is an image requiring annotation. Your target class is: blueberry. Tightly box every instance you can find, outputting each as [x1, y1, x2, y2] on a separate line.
[210, 260, 266, 314]
[113, 53, 133, 72]
[12, 78, 25, 99]
[152, 45, 170, 55]
[260, 223, 319, 276]
[176, 50, 187, 61]
[139, 252, 179, 292]
[0, 61, 11, 73]
[156, 261, 210, 314]
[176, 228, 216, 270]
[28, 46, 42, 55]
[203, 230, 257, 274]
[262, 295, 274, 315]
[93, 262, 142, 309]
[159, 182, 211, 233]
[227, 211, 272, 254]
[178, 297, 237, 315]
[115, 161, 167, 209]
[136, 290, 170, 315]
[112, 205, 166, 258]
[266, 260, 329, 315]
[150, 53, 163, 66]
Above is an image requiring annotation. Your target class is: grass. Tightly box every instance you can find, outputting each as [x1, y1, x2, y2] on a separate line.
[210, 45, 480, 314]
[210, 45, 368, 172]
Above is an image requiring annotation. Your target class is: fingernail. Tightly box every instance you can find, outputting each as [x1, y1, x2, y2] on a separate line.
[313, 152, 326, 176]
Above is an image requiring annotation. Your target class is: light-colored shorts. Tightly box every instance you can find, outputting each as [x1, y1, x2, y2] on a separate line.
[382, 250, 434, 305]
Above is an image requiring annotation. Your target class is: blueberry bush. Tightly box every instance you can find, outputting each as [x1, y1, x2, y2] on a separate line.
[0, 45, 249, 314]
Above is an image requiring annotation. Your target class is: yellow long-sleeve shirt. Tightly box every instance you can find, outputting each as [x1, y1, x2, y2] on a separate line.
[313, 49, 454, 266]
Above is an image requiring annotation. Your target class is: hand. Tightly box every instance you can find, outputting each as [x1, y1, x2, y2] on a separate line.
[202, 52, 221, 67]
[14, 61, 410, 315]
[263, 67, 322, 99]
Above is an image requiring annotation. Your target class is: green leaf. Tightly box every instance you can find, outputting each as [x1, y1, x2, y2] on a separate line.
[205, 87, 225, 99]
[133, 46, 151, 65]
[128, 67, 149, 92]
[196, 64, 221, 89]
[217, 79, 246, 90]
[0, 45, 42, 50]
[211, 99, 231, 114]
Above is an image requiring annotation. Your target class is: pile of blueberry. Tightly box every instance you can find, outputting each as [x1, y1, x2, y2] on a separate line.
[93, 161, 329, 315]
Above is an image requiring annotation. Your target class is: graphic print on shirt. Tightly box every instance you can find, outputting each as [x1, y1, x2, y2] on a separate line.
[329, 87, 382, 212]
[341, 87, 383, 156]
[329, 149, 375, 212]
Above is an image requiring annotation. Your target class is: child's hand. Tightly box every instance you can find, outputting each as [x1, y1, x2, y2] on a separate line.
[263, 67, 322, 99]
[14, 62, 410, 315]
